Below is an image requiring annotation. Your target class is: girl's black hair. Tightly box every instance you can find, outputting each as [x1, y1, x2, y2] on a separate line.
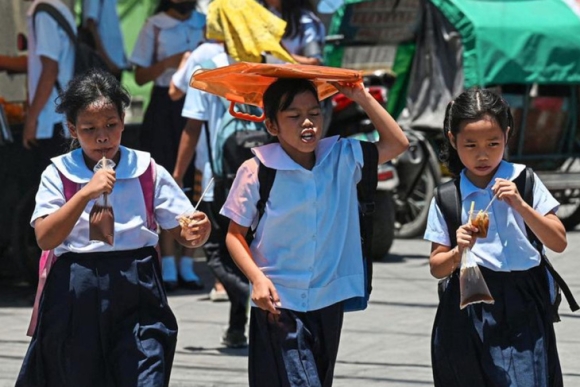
[440, 87, 514, 176]
[262, 78, 319, 123]
[55, 69, 131, 125]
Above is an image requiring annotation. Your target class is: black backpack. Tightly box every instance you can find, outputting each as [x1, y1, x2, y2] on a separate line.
[33, 2, 108, 87]
[247, 140, 378, 312]
[435, 168, 579, 321]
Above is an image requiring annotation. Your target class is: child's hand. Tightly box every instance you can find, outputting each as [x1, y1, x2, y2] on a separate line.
[252, 276, 281, 315]
[82, 169, 116, 200]
[492, 178, 525, 210]
[456, 222, 478, 254]
[330, 81, 366, 103]
[179, 211, 211, 247]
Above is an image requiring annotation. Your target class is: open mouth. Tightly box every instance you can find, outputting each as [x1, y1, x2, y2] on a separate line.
[300, 128, 317, 142]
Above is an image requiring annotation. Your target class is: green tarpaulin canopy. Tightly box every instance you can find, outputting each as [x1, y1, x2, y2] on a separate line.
[431, 0, 580, 87]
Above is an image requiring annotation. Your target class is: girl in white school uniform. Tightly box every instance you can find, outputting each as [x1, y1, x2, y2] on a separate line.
[221, 78, 408, 387]
[424, 88, 567, 387]
[130, 0, 206, 290]
[16, 69, 211, 387]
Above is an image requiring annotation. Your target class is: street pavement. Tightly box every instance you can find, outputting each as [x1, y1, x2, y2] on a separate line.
[1, 233, 579, 386]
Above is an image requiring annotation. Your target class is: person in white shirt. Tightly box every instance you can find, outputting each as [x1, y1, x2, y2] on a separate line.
[222, 78, 408, 386]
[81, 0, 129, 78]
[16, 69, 210, 387]
[130, 0, 206, 290]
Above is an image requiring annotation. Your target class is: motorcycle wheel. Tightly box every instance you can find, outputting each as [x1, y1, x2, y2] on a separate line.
[553, 157, 580, 230]
[371, 191, 395, 261]
[12, 188, 41, 285]
[394, 156, 438, 238]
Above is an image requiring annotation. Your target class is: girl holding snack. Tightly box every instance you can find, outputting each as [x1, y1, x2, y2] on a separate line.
[424, 88, 567, 386]
[16, 69, 210, 387]
[221, 77, 408, 386]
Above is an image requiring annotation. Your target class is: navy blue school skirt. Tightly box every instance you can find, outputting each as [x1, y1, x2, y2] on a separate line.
[16, 247, 178, 387]
[249, 303, 344, 387]
[432, 264, 562, 387]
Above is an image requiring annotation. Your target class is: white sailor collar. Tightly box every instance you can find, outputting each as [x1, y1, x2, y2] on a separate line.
[460, 160, 526, 200]
[149, 10, 205, 30]
[252, 135, 340, 171]
[51, 146, 151, 184]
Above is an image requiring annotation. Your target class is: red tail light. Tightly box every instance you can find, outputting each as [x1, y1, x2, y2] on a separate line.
[378, 169, 394, 181]
[332, 86, 386, 113]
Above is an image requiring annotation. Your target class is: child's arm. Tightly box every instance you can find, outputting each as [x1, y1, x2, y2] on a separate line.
[34, 169, 116, 251]
[226, 221, 281, 315]
[429, 222, 478, 278]
[332, 82, 409, 164]
[168, 211, 211, 248]
[492, 178, 567, 252]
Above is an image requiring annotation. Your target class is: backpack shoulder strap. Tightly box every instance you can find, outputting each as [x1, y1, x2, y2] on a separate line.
[434, 178, 462, 248]
[358, 141, 379, 207]
[33, 3, 76, 44]
[56, 170, 81, 202]
[138, 159, 157, 231]
[255, 160, 276, 227]
[516, 167, 579, 311]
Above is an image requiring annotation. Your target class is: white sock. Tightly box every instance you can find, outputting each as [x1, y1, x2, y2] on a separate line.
[162, 256, 177, 282]
[179, 257, 200, 282]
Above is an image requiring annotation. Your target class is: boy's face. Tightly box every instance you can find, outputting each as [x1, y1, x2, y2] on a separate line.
[266, 91, 323, 169]
[68, 99, 124, 169]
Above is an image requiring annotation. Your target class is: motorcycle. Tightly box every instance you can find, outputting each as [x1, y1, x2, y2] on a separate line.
[327, 69, 441, 243]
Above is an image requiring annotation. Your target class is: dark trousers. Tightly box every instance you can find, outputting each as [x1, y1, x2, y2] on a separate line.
[249, 303, 344, 387]
[201, 200, 250, 334]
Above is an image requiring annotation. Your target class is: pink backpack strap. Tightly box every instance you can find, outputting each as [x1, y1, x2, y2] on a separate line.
[27, 170, 80, 337]
[138, 159, 161, 262]
[138, 158, 157, 231]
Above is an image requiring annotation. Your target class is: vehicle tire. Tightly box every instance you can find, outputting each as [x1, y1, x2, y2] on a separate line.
[555, 193, 580, 230]
[12, 188, 41, 285]
[371, 191, 395, 261]
[394, 155, 438, 239]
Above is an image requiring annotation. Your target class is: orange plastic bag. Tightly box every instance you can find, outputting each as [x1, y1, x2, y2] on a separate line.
[189, 62, 363, 121]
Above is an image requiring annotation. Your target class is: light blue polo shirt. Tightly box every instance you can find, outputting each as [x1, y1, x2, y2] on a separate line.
[83, 0, 128, 69]
[220, 136, 366, 312]
[130, 11, 206, 87]
[27, 0, 75, 139]
[32, 146, 194, 256]
[424, 160, 560, 271]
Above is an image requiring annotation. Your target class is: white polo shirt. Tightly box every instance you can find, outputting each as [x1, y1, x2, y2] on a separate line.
[424, 160, 560, 271]
[130, 11, 206, 87]
[82, 0, 128, 69]
[27, 0, 75, 139]
[220, 136, 366, 312]
[32, 146, 194, 256]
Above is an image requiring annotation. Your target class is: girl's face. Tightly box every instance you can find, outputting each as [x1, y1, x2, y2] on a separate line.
[450, 114, 508, 187]
[68, 98, 124, 169]
[266, 90, 323, 170]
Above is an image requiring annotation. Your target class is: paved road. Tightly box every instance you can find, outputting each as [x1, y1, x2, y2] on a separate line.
[1, 233, 579, 386]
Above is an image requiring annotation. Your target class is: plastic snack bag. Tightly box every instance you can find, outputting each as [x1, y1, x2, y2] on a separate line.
[459, 202, 494, 309]
[89, 156, 115, 245]
[459, 247, 494, 309]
